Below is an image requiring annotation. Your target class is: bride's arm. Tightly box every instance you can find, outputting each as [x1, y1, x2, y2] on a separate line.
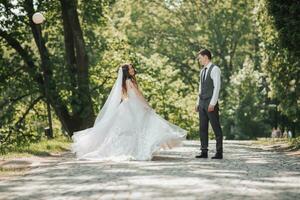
[126, 80, 151, 108]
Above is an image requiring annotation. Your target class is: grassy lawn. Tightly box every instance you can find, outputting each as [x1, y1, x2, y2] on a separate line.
[254, 137, 300, 151]
[0, 137, 71, 177]
[0, 137, 71, 159]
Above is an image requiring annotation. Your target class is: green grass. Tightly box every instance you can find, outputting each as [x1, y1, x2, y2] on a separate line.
[0, 137, 71, 159]
[255, 137, 300, 151]
[289, 136, 300, 150]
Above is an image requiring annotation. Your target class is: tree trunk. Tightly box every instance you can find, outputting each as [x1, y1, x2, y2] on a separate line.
[60, 0, 95, 131]
[0, 0, 96, 136]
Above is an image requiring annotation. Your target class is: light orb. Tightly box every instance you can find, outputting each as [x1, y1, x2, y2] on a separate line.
[32, 12, 45, 24]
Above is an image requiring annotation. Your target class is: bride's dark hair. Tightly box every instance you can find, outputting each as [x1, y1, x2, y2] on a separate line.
[121, 63, 137, 96]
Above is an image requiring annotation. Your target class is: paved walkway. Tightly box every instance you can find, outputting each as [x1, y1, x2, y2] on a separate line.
[0, 140, 299, 200]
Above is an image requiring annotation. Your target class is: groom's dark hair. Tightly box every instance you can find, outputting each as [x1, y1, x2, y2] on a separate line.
[198, 49, 212, 60]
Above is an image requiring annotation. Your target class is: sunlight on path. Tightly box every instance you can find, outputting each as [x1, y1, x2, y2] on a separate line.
[0, 140, 299, 200]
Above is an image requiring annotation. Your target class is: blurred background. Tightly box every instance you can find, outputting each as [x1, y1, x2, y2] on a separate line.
[0, 0, 299, 153]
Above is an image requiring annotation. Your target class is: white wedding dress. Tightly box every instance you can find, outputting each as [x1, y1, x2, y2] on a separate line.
[71, 68, 187, 161]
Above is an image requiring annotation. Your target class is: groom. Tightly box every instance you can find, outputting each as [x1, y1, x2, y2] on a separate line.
[195, 49, 223, 159]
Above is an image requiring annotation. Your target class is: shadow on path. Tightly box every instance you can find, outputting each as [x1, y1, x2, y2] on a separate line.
[0, 140, 299, 200]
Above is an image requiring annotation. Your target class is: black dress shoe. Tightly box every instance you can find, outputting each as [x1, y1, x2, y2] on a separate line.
[195, 152, 208, 158]
[211, 153, 223, 159]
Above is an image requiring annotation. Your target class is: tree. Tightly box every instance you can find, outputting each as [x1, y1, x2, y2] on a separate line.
[0, 0, 115, 146]
[222, 57, 270, 139]
[256, 0, 300, 136]
[104, 0, 264, 137]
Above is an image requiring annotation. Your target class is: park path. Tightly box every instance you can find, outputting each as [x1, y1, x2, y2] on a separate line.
[0, 140, 299, 200]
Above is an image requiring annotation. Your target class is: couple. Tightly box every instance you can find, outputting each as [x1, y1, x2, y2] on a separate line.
[71, 49, 223, 161]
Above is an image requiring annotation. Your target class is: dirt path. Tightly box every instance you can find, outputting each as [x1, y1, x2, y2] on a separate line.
[0, 140, 299, 200]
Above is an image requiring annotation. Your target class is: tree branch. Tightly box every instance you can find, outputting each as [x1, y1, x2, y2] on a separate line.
[1, 96, 43, 144]
[0, 91, 39, 110]
[0, 29, 45, 88]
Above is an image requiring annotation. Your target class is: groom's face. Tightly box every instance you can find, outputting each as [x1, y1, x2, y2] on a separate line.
[198, 55, 207, 66]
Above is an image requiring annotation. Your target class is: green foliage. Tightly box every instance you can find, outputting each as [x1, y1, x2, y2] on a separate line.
[266, 0, 300, 58]
[222, 57, 271, 139]
[103, 0, 263, 139]
[256, 0, 299, 135]
[0, 0, 299, 151]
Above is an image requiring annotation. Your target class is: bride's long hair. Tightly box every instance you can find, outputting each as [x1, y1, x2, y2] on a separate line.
[121, 64, 138, 96]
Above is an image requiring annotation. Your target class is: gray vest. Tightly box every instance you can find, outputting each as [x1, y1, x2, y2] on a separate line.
[200, 64, 215, 101]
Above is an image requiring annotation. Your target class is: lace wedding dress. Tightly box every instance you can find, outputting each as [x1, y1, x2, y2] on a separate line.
[71, 68, 187, 161]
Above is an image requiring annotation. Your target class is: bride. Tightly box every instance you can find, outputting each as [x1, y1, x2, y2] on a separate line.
[71, 63, 187, 161]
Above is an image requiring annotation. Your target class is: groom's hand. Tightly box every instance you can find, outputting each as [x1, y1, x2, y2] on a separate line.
[208, 104, 215, 112]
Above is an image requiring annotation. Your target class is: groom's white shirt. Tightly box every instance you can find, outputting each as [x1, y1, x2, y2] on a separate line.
[196, 62, 221, 106]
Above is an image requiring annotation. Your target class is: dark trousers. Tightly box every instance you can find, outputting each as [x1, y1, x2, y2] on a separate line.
[198, 100, 223, 153]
